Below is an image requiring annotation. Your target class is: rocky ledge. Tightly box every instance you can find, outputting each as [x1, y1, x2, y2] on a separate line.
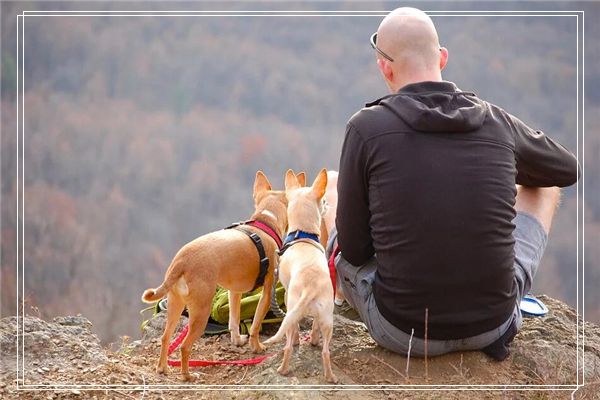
[1, 295, 599, 399]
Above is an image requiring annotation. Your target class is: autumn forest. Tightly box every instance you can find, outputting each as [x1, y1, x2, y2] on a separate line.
[1, 1, 599, 343]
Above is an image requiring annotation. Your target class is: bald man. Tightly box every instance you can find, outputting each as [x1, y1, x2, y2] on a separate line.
[334, 8, 579, 360]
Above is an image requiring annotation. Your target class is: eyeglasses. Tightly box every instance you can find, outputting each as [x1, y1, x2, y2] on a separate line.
[370, 32, 394, 62]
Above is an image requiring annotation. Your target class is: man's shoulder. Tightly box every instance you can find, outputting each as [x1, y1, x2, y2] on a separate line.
[347, 96, 397, 138]
[479, 100, 520, 130]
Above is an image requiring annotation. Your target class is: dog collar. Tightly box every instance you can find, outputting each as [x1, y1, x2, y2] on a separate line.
[278, 231, 323, 257]
[283, 230, 320, 246]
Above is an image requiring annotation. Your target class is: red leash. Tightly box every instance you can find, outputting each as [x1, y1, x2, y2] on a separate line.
[328, 245, 340, 298]
[168, 355, 274, 367]
[166, 324, 276, 368]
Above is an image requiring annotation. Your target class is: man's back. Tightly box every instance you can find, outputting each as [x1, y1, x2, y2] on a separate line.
[336, 81, 578, 339]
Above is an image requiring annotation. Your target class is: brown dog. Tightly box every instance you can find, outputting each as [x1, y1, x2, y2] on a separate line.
[264, 169, 338, 383]
[141, 171, 288, 381]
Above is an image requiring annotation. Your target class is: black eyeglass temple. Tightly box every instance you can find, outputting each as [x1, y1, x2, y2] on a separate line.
[370, 32, 394, 63]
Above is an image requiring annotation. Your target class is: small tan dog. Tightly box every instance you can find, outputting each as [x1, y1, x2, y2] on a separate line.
[141, 171, 288, 382]
[264, 169, 338, 383]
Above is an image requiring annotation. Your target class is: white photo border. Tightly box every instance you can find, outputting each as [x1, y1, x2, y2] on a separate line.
[14, 8, 586, 396]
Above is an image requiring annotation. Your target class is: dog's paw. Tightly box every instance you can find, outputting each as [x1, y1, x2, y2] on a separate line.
[181, 373, 197, 382]
[156, 365, 168, 375]
[250, 341, 266, 353]
[231, 334, 248, 347]
[325, 373, 339, 384]
[277, 365, 290, 376]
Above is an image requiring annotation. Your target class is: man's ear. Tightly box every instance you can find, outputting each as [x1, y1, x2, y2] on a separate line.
[253, 171, 272, 201]
[311, 168, 328, 200]
[439, 47, 448, 71]
[296, 172, 306, 187]
[377, 58, 394, 84]
[285, 169, 300, 191]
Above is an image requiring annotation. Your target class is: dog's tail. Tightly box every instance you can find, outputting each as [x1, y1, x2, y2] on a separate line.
[264, 290, 312, 345]
[141, 261, 185, 303]
[141, 287, 166, 303]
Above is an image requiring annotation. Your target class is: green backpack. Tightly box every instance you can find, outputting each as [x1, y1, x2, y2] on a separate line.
[211, 283, 285, 323]
[141, 283, 286, 335]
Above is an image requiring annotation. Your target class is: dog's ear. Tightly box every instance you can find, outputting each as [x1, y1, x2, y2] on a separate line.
[296, 172, 306, 187]
[285, 169, 300, 191]
[311, 168, 328, 200]
[254, 171, 272, 200]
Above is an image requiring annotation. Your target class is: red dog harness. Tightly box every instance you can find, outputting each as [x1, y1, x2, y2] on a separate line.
[247, 220, 283, 249]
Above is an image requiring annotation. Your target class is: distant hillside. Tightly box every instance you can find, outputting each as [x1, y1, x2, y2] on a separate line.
[1, 1, 598, 343]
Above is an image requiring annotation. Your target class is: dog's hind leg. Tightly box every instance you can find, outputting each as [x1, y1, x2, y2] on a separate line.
[156, 292, 185, 375]
[293, 323, 301, 346]
[320, 317, 338, 384]
[292, 322, 301, 347]
[228, 291, 248, 347]
[310, 316, 321, 346]
[179, 290, 214, 382]
[277, 325, 296, 376]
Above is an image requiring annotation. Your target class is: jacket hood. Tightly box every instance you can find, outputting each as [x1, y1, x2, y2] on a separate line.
[369, 81, 487, 133]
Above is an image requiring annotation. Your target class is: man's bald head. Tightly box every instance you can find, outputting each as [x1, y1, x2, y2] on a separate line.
[376, 7, 441, 70]
[373, 7, 447, 92]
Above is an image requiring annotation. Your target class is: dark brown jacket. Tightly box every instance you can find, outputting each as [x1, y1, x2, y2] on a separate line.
[336, 81, 579, 339]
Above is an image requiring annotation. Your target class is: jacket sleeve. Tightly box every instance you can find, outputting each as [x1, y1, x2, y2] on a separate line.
[336, 122, 374, 266]
[509, 114, 580, 187]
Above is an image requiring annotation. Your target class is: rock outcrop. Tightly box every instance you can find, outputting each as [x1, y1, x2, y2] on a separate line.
[1, 295, 599, 399]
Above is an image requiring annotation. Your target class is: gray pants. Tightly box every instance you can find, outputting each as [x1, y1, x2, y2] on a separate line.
[334, 212, 548, 356]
